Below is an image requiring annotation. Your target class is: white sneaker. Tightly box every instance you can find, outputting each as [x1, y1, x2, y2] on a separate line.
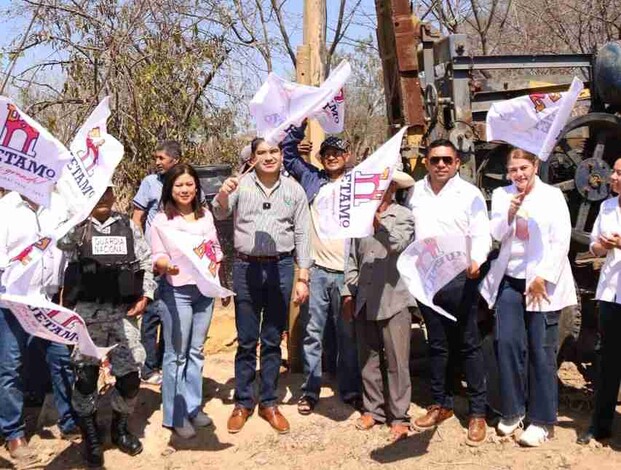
[497, 415, 524, 436]
[174, 418, 196, 439]
[190, 411, 213, 428]
[518, 424, 549, 447]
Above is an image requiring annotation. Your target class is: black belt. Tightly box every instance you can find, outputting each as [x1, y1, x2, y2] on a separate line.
[236, 251, 294, 263]
[316, 265, 343, 274]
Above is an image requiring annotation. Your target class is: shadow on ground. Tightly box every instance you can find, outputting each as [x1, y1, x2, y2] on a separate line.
[370, 428, 434, 464]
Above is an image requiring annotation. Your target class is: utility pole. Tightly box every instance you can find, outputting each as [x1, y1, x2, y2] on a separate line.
[288, 0, 328, 373]
[301, 0, 327, 166]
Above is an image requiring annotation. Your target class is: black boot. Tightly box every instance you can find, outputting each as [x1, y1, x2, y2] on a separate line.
[78, 414, 104, 468]
[111, 411, 143, 456]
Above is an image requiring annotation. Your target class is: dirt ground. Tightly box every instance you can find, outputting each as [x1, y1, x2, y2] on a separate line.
[2, 304, 621, 470]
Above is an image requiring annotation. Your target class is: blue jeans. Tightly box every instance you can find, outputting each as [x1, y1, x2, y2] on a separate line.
[301, 266, 361, 401]
[590, 301, 621, 433]
[233, 257, 294, 409]
[160, 282, 214, 428]
[140, 291, 166, 377]
[0, 308, 77, 440]
[494, 276, 560, 425]
[419, 276, 487, 416]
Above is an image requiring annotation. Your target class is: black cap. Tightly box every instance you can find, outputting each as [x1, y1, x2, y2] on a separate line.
[319, 136, 348, 156]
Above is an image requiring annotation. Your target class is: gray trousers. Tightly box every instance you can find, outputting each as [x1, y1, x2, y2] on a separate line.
[71, 302, 146, 416]
[354, 308, 412, 425]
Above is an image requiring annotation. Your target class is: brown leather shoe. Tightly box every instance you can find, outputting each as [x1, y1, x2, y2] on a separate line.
[227, 405, 253, 434]
[390, 423, 410, 442]
[466, 417, 487, 447]
[7, 437, 40, 465]
[258, 405, 290, 434]
[355, 413, 377, 431]
[413, 405, 454, 430]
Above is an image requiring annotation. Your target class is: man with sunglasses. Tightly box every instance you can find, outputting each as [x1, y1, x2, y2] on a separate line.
[405, 139, 491, 447]
[281, 124, 362, 416]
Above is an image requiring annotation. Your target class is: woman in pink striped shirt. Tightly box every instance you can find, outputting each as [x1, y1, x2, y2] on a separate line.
[151, 163, 223, 439]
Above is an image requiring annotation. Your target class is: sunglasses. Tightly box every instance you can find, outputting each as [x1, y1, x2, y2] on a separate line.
[428, 156, 455, 165]
[320, 151, 345, 159]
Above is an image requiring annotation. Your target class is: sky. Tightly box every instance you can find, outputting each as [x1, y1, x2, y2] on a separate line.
[0, 0, 378, 112]
[0, 0, 378, 77]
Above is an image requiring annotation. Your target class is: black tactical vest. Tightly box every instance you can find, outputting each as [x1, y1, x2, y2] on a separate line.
[64, 213, 144, 306]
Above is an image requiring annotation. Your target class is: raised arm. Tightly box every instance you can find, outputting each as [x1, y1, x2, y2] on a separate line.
[374, 209, 415, 253]
[281, 123, 325, 202]
[212, 176, 240, 220]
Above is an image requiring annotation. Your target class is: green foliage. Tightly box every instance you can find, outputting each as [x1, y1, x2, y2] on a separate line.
[6, 0, 242, 198]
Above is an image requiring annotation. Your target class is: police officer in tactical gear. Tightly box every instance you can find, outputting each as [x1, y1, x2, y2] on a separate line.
[59, 184, 156, 468]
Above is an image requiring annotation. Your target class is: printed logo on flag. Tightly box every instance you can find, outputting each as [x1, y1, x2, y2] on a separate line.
[321, 89, 345, 125]
[76, 127, 105, 176]
[338, 167, 391, 228]
[264, 113, 286, 127]
[9, 236, 52, 265]
[397, 234, 470, 321]
[193, 239, 221, 276]
[47, 309, 82, 329]
[0, 294, 111, 359]
[63, 125, 105, 199]
[0, 104, 56, 180]
[529, 92, 561, 113]
[415, 238, 443, 272]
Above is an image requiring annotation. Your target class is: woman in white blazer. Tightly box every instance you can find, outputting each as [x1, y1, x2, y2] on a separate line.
[480, 148, 577, 447]
[577, 157, 621, 445]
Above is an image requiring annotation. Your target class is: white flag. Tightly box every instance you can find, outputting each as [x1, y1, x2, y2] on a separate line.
[2, 98, 124, 297]
[314, 127, 408, 239]
[1, 235, 56, 296]
[0, 293, 111, 359]
[486, 77, 583, 161]
[0, 97, 73, 207]
[56, 96, 124, 230]
[249, 60, 351, 145]
[314, 88, 346, 134]
[154, 225, 234, 299]
[397, 235, 471, 321]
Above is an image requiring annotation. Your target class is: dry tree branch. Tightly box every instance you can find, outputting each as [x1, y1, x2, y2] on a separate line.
[269, 0, 297, 67]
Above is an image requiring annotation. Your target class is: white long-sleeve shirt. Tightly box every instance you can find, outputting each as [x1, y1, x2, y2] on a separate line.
[405, 174, 491, 266]
[0, 191, 65, 297]
[590, 196, 621, 303]
[480, 177, 577, 311]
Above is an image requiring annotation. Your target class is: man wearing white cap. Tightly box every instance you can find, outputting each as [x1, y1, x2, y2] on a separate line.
[342, 171, 416, 442]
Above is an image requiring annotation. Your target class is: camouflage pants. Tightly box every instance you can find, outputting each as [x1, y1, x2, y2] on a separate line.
[71, 302, 146, 416]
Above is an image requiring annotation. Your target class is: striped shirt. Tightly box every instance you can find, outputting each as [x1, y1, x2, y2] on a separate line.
[211, 172, 312, 268]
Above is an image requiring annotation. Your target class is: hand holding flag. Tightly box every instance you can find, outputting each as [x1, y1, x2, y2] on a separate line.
[249, 60, 351, 145]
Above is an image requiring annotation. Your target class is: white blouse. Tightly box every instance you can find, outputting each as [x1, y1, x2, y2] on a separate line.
[480, 177, 577, 312]
[590, 196, 621, 303]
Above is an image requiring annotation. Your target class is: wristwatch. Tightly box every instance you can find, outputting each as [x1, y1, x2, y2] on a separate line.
[297, 278, 310, 286]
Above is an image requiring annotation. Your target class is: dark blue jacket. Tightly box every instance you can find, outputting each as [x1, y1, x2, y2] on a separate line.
[281, 124, 329, 204]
